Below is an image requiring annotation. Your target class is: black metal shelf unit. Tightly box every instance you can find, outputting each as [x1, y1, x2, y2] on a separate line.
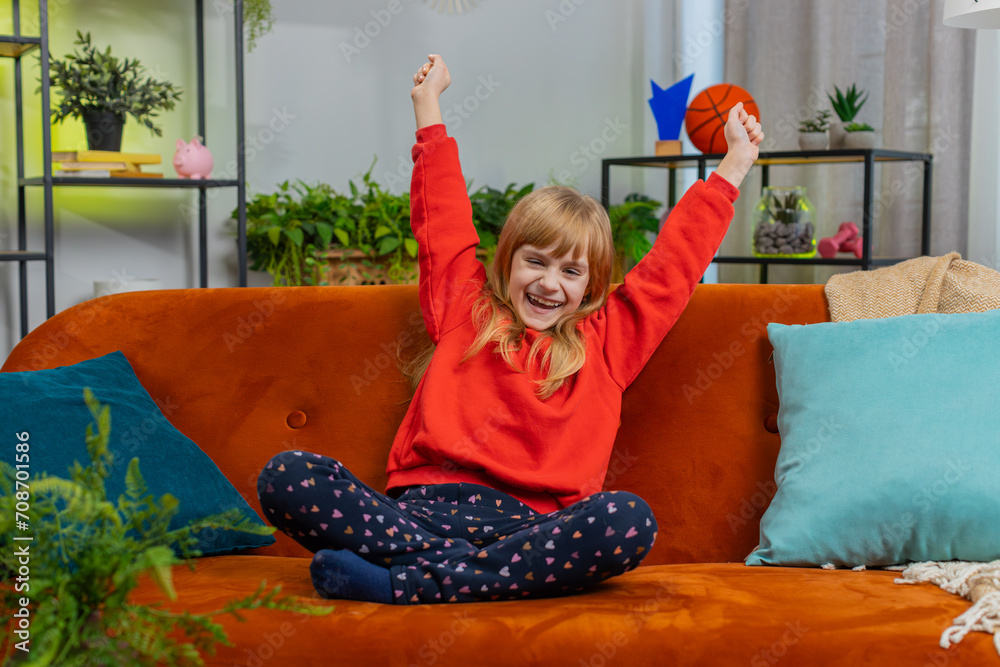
[601, 148, 933, 283]
[2, 0, 248, 339]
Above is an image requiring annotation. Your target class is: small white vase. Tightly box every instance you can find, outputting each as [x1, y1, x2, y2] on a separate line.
[798, 131, 829, 151]
[843, 130, 878, 149]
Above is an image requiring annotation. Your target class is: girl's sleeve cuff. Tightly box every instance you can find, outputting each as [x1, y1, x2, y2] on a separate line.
[415, 124, 448, 143]
[707, 171, 741, 203]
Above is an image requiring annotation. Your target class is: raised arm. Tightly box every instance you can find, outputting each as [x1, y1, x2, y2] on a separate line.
[600, 104, 763, 388]
[409, 55, 485, 342]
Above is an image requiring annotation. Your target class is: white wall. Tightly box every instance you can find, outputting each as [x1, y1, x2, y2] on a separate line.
[968, 29, 1000, 270]
[0, 0, 682, 358]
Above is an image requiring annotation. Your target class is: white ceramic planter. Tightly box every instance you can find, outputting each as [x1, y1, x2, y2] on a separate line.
[843, 130, 878, 149]
[798, 131, 830, 151]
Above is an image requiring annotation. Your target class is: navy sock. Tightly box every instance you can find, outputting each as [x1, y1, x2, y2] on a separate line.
[310, 549, 392, 604]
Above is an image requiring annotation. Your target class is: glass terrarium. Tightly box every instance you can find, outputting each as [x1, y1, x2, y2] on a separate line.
[751, 186, 817, 258]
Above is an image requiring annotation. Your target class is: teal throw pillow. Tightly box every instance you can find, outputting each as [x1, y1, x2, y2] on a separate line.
[0, 351, 274, 556]
[747, 309, 1000, 567]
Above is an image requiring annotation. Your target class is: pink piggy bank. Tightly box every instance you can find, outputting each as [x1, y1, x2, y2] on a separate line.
[173, 136, 213, 179]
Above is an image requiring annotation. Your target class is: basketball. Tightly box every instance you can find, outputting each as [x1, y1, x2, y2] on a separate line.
[684, 84, 760, 155]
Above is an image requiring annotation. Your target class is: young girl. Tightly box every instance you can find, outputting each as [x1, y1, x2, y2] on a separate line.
[257, 54, 762, 605]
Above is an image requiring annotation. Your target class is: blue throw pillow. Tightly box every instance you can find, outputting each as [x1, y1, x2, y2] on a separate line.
[746, 309, 1000, 567]
[0, 350, 274, 556]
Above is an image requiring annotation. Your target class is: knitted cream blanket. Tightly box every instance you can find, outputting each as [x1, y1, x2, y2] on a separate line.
[825, 252, 1000, 320]
[824, 254, 1000, 654]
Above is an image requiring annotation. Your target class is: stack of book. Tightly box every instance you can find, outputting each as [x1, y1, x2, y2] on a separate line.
[52, 150, 163, 178]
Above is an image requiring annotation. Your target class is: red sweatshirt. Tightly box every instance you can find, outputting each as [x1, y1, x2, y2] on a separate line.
[385, 124, 739, 513]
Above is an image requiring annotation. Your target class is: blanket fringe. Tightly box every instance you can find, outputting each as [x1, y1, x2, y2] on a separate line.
[895, 560, 1000, 655]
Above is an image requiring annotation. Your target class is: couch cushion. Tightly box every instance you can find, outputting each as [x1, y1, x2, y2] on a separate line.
[749, 310, 1000, 567]
[129, 557, 993, 666]
[0, 350, 274, 556]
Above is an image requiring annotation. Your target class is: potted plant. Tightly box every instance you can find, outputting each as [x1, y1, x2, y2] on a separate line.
[608, 193, 663, 280]
[321, 164, 418, 285]
[242, 180, 337, 286]
[843, 121, 878, 149]
[48, 31, 183, 151]
[240, 163, 525, 287]
[798, 109, 831, 151]
[751, 186, 816, 258]
[827, 84, 869, 149]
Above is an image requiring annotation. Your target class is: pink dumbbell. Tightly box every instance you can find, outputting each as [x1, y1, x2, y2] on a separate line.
[818, 222, 863, 259]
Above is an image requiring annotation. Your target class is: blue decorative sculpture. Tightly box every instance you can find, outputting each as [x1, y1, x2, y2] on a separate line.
[648, 74, 694, 154]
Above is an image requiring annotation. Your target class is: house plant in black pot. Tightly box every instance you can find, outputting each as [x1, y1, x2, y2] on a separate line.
[48, 31, 183, 151]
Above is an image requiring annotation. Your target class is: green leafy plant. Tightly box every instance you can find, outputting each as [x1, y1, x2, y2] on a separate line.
[608, 194, 664, 275]
[827, 84, 869, 123]
[844, 122, 875, 132]
[243, 180, 340, 286]
[241, 0, 275, 51]
[47, 31, 183, 137]
[0, 389, 331, 666]
[799, 109, 832, 133]
[240, 163, 529, 286]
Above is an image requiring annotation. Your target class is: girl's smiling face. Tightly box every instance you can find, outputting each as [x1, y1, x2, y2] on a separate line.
[508, 242, 590, 330]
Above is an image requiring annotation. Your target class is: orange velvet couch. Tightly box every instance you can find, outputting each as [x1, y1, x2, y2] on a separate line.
[3, 283, 993, 666]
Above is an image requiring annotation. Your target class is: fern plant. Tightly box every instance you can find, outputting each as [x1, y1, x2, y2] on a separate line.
[0, 389, 331, 666]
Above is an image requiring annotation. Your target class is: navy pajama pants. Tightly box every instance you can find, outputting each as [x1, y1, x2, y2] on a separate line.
[257, 450, 658, 604]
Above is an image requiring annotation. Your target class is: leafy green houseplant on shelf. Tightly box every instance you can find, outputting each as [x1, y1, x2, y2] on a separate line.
[827, 84, 869, 149]
[241, 165, 533, 286]
[242, 163, 417, 287]
[0, 390, 329, 666]
[798, 109, 831, 151]
[608, 193, 664, 280]
[47, 31, 183, 152]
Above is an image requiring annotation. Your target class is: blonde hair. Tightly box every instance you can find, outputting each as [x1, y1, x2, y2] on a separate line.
[401, 186, 615, 400]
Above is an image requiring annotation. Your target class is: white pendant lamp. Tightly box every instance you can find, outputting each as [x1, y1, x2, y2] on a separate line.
[944, 0, 1000, 28]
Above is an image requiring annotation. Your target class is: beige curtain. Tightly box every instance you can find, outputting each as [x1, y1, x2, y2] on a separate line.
[720, 0, 975, 284]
